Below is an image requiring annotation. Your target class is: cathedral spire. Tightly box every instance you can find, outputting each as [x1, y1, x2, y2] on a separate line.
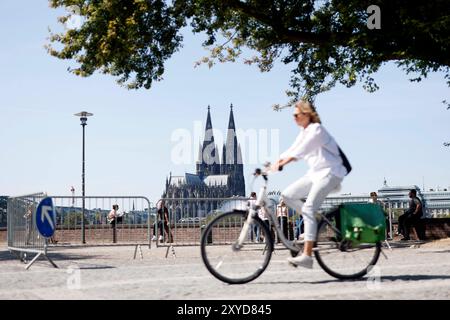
[220, 104, 245, 196]
[223, 104, 238, 165]
[196, 105, 220, 178]
[227, 103, 235, 130]
[205, 105, 213, 131]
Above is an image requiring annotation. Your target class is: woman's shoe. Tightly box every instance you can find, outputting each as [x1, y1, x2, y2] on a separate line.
[287, 254, 313, 269]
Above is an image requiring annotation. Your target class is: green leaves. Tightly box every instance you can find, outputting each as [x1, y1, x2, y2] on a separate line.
[48, 0, 185, 89]
[47, 0, 450, 102]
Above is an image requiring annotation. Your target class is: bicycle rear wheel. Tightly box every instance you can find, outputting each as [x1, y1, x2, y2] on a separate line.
[200, 210, 273, 284]
[314, 212, 381, 279]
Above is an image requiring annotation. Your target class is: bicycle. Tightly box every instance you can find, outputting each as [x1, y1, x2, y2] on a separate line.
[200, 163, 382, 284]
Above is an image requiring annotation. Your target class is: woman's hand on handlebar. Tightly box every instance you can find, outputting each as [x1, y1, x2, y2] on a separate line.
[270, 159, 284, 172]
[272, 157, 296, 172]
[254, 159, 287, 177]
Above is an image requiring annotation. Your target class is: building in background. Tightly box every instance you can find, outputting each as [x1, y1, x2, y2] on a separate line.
[163, 105, 246, 220]
[325, 185, 450, 218]
[269, 183, 450, 218]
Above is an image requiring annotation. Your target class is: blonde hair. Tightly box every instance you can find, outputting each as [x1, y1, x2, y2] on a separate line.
[295, 100, 321, 124]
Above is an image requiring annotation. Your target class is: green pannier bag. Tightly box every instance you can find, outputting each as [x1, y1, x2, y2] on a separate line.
[339, 203, 386, 244]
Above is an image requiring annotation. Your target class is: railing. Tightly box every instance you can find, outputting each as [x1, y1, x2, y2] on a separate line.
[6, 193, 400, 256]
[7, 193, 57, 269]
[6, 194, 153, 268]
[7, 193, 47, 253]
[153, 197, 250, 247]
[49, 196, 152, 246]
[153, 196, 400, 248]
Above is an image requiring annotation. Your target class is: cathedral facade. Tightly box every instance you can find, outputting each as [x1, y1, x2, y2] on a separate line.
[162, 105, 246, 219]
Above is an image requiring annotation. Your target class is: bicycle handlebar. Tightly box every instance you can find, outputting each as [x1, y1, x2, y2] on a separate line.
[253, 163, 283, 180]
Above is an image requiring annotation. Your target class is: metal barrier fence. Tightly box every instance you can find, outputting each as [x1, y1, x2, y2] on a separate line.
[7, 193, 57, 269]
[154, 197, 251, 247]
[154, 196, 396, 248]
[49, 196, 152, 247]
[6, 194, 153, 267]
[7, 193, 396, 261]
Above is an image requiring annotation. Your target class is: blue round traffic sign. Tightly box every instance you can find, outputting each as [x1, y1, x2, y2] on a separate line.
[35, 197, 56, 238]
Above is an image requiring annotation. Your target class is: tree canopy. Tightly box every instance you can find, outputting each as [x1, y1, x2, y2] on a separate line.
[47, 0, 450, 103]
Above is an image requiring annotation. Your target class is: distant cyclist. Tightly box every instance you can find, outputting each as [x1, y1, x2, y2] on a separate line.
[271, 100, 350, 269]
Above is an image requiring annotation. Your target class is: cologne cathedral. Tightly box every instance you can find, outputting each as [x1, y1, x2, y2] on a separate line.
[162, 105, 246, 218]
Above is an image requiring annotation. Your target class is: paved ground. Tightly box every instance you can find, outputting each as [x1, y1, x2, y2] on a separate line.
[0, 239, 449, 300]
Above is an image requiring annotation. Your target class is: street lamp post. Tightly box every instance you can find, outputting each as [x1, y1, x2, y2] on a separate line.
[74, 111, 93, 244]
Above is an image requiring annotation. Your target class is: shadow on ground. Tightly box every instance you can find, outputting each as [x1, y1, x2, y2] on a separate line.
[0, 249, 105, 263]
[418, 249, 450, 254]
[256, 274, 450, 285]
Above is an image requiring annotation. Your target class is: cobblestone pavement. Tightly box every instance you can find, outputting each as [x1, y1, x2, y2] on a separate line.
[0, 239, 449, 300]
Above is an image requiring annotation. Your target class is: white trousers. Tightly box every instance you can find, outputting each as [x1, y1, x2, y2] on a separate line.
[281, 174, 343, 241]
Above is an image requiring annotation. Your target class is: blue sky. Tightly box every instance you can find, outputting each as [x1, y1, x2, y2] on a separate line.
[1, 1, 449, 203]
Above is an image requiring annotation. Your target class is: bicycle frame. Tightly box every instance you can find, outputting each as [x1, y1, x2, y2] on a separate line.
[237, 167, 343, 254]
[237, 171, 301, 253]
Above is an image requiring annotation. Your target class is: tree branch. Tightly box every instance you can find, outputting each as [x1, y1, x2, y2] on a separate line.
[226, 0, 344, 45]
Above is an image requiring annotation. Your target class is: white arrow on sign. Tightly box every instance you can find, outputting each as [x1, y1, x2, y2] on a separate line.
[41, 205, 55, 230]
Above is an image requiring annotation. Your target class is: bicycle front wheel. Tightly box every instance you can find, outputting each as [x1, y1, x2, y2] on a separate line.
[314, 213, 381, 279]
[200, 210, 273, 284]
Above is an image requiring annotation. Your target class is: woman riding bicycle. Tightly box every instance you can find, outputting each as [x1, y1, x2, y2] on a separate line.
[271, 100, 349, 269]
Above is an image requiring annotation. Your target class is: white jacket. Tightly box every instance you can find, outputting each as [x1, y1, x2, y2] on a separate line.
[280, 123, 347, 181]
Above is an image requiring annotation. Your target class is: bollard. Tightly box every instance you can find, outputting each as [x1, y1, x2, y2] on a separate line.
[201, 224, 212, 244]
[112, 218, 117, 244]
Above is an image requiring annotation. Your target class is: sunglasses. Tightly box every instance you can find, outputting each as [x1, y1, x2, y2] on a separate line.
[293, 111, 307, 118]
